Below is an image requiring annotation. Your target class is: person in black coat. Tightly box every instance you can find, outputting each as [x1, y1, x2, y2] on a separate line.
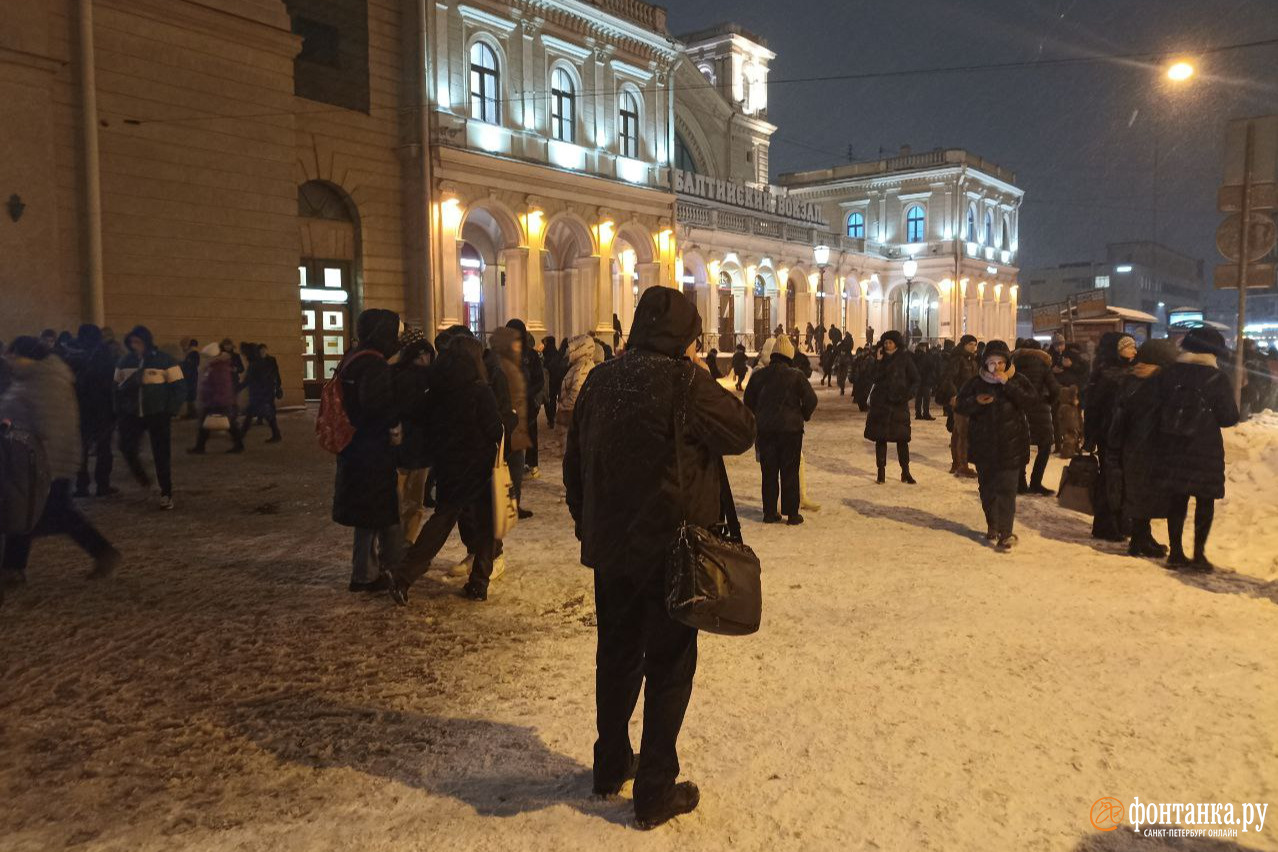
[563, 286, 755, 829]
[864, 331, 920, 484]
[913, 342, 938, 420]
[955, 340, 1037, 549]
[706, 347, 722, 380]
[542, 335, 566, 428]
[240, 343, 284, 442]
[852, 348, 874, 411]
[507, 319, 544, 476]
[744, 334, 818, 524]
[179, 338, 200, 419]
[393, 330, 434, 544]
[1084, 331, 1137, 540]
[819, 343, 835, 386]
[67, 324, 120, 497]
[391, 334, 504, 602]
[1149, 328, 1240, 571]
[1012, 341, 1061, 495]
[1107, 339, 1178, 558]
[730, 343, 749, 390]
[331, 309, 405, 592]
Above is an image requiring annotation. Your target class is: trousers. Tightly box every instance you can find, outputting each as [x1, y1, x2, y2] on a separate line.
[976, 466, 1019, 536]
[117, 413, 173, 497]
[757, 431, 803, 517]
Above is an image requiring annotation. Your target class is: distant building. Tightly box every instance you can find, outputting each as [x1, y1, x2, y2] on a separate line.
[1022, 241, 1208, 337]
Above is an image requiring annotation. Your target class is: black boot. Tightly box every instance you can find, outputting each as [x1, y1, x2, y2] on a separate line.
[635, 782, 701, 831]
[876, 467, 886, 484]
[901, 467, 916, 485]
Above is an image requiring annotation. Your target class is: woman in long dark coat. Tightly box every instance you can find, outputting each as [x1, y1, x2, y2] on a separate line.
[864, 330, 920, 484]
[1084, 331, 1137, 540]
[1012, 341, 1060, 495]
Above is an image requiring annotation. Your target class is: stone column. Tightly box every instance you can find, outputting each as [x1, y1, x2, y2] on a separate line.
[500, 247, 530, 327]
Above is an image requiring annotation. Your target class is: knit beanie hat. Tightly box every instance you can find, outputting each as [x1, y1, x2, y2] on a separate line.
[773, 334, 795, 360]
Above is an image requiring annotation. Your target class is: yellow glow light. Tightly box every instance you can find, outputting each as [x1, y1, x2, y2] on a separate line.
[1167, 61, 1195, 82]
[440, 197, 463, 233]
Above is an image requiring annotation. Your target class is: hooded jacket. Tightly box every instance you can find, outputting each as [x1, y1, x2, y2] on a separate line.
[557, 334, 597, 413]
[1149, 355, 1240, 499]
[744, 353, 818, 433]
[564, 287, 756, 579]
[66, 325, 119, 425]
[0, 354, 81, 479]
[114, 326, 185, 418]
[1084, 331, 1133, 451]
[1011, 346, 1060, 446]
[505, 319, 545, 408]
[426, 336, 504, 506]
[491, 326, 531, 452]
[1107, 340, 1178, 519]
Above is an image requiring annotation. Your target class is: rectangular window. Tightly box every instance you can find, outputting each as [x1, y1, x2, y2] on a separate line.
[620, 105, 639, 159]
[1095, 275, 1110, 289]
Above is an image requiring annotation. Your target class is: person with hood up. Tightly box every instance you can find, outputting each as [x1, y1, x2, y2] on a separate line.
[190, 340, 246, 454]
[955, 340, 1037, 550]
[819, 342, 836, 387]
[1, 337, 121, 582]
[67, 324, 120, 498]
[564, 286, 756, 831]
[936, 334, 980, 477]
[240, 343, 284, 442]
[555, 333, 598, 448]
[114, 325, 185, 509]
[744, 333, 818, 525]
[1084, 331, 1137, 541]
[730, 343, 749, 391]
[506, 319, 545, 480]
[1149, 328, 1239, 571]
[1011, 340, 1061, 496]
[1107, 339, 1179, 558]
[541, 335, 565, 428]
[864, 330, 920, 484]
[389, 334, 503, 603]
[331, 309, 407, 592]
[834, 340, 854, 396]
[913, 342, 938, 420]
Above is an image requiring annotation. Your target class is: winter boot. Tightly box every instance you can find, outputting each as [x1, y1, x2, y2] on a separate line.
[900, 467, 916, 485]
[635, 782, 701, 831]
[876, 467, 886, 484]
[786, 514, 804, 526]
[461, 581, 488, 601]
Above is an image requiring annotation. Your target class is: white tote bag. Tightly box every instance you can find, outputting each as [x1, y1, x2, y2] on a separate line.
[492, 433, 519, 541]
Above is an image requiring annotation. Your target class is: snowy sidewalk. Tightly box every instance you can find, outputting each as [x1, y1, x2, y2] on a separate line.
[1, 395, 1276, 852]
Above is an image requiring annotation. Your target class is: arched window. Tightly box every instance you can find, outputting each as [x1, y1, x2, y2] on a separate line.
[675, 132, 700, 173]
[846, 211, 865, 239]
[619, 90, 640, 159]
[983, 211, 994, 246]
[965, 205, 977, 241]
[550, 67, 576, 143]
[905, 204, 926, 243]
[469, 41, 500, 125]
[1002, 215, 1012, 250]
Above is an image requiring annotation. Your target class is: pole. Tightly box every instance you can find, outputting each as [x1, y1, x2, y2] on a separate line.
[1234, 120, 1255, 407]
[79, 0, 105, 326]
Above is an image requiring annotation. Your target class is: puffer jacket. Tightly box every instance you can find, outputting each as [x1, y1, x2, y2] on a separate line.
[491, 327, 531, 452]
[864, 348, 919, 443]
[1012, 347, 1060, 446]
[1108, 363, 1171, 519]
[744, 354, 818, 433]
[1083, 332, 1133, 451]
[955, 366, 1037, 470]
[427, 338, 504, 506]
[564, 288, 756, 580]
[1150, 357, 1240, 499]
[558, 334, 597, 414]
[114, 325, 185, 418]
[0, 355, 81, 479]
[198, 353, 238, 410]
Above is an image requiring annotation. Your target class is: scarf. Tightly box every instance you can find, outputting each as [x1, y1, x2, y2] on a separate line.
[979, 363, 1016, 384]
[1176, 352, 1218, 368]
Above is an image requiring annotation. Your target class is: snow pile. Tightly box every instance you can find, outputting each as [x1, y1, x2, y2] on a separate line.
[1216, 410, 1278, 580]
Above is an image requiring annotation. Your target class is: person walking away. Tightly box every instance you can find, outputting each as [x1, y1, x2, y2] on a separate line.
[179, 338, 200, 419]
[864, 331, 920, 484]
[492, 327, 534, 519]
[0, 337, 121, 581]
[852, 347, 874, 411]
[804, 322, 814, 352]
[1107, 339, 1178, 557]
[563, 286, 756, 830]
[834, 342, 853, 396]
[1150, 328, 1239, 571]
[507, 320, 544, 480]
[555, 334, 597, 450]
[1084, 332, 1136, 541]
[829, 326, 843, 349]
[1012, 340, 1061, 495]
[814, 323, 826, 354]
[706, 347, 722, 380]
[913, 342, 938, 420]
[819, 343, 835, 387]
[241, 343, 284, 442]
[744, 334, 817, 525]
[68, 324, 119, 498]
[332, 309, 407, 592]
[190, 340, 245, 454]
[114, 326, 184, 509]
[730, 343, 749, 391]
[955, 340, 1036, 550]
[936, 334, 980, 477]
[393, 329, 434, 545]
[389, 335, 503, 602]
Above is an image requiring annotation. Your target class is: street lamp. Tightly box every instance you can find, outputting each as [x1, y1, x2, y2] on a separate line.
[814, 245, 831, 329]
[1167, 60, 1195, 82]
[902, 257, 918, 342]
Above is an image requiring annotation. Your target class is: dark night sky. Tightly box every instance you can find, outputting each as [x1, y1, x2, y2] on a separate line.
[665, 0, 1278, 273]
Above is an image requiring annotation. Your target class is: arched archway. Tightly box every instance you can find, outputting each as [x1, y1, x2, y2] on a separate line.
[752, 268, 778, 350]
[298, 180, 361, 398]
[457, 203, 521, 340]
[543, 214, 596, 340]
[680, 251, 711, 336]
[888, 280, 942, 343]
[610, 223, 656, 342]
[717, 263, 742, 350]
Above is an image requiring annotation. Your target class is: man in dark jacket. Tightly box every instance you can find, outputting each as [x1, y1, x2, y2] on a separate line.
[913, 342, 938, 420]
[744, 334, 818, 525]
[730, 343, 749, 390]
[68, 324, 120, 498]
[1012, 341, 1061, 495]
[114, 325, 185, 509]
[936, 334, 980, 476]
[563, 286, 755, 830]
[332, 309, 404, 592]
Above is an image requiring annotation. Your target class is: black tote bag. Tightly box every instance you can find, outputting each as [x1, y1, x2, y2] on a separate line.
[664, 363, 762, 636]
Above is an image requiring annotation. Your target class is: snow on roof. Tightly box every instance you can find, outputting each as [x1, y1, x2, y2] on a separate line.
[1106, 306, 1159, 323]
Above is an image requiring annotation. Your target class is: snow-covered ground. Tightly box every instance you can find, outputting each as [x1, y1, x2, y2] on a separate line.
[2, 387, 1276, 852]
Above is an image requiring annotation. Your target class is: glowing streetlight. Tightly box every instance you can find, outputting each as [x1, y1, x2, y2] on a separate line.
[1166, 61, 1195, 83]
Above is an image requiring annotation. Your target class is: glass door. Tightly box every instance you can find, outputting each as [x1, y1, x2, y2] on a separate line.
[299, 259, 352, 400]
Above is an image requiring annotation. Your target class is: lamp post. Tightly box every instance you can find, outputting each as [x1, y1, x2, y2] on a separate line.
[814, 245, 830, 330]
[902, 257, 918, 342]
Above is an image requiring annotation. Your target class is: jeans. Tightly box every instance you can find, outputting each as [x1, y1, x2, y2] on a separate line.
[2, 479, 114, 573]
[76, 416, 115, 494]
[351, 525, 403, 584]
[976, 466, 1019, 536]
[757, 431, 802, 518]
[118, 413, 173, 497]
[593, 567, 698, 812]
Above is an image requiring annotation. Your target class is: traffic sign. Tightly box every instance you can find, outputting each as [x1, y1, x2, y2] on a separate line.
[1216, 213, 1277, 263]
[1218, 182, 1277, 212]
[1214, 262, 1275, 289]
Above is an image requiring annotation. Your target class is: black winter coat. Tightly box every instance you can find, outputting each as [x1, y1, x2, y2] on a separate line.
[332, 350, 400, 529]
[936, 349, 979, 402]
[1107, 367, 1170, 519]
[1150, 361, 1240, 499]
[793, 351, 814, 379]
[394, 362, 433, 471]
[1012, 348, 1061, 446]
[428, 349, 503, 506]
[744, 355, 818, 434]
[955, 370, 1037, 470]
[1084, 363, 1131, 451]
[731, 350, 749, 377]
[564, 352, 756, 580]
[864, 351, 919, 443]
[70, 342, 119, 426]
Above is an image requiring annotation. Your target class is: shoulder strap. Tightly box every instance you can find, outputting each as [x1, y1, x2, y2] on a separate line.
[670, 360, 744, 541]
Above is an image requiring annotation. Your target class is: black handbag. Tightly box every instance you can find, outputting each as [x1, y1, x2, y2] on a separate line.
[1057, 453, 1099, 516]
[664, 364, 762, 636]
